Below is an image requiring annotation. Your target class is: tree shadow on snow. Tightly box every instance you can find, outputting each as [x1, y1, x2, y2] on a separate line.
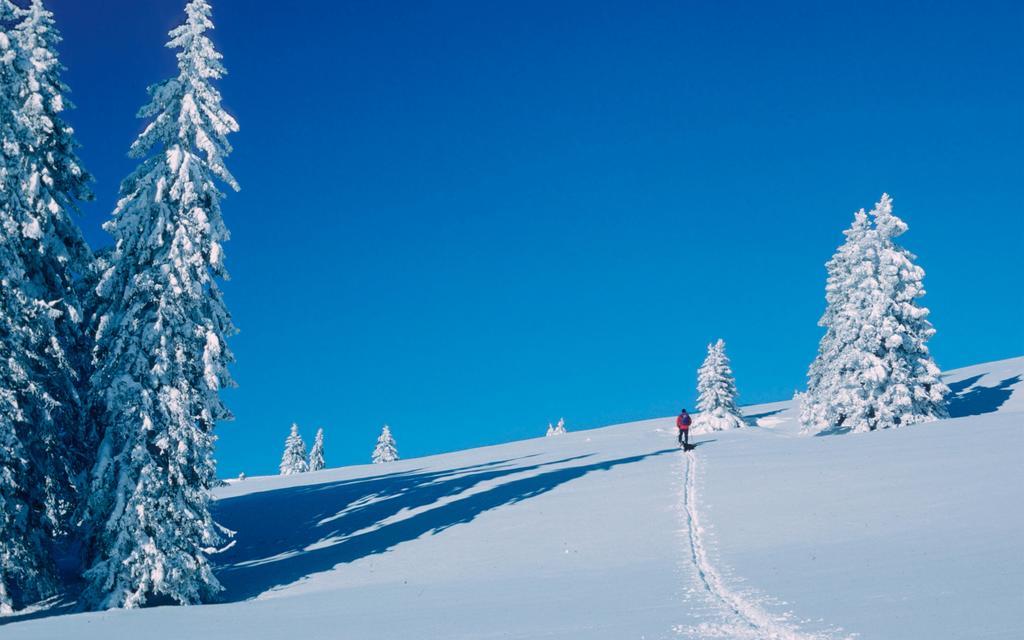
[742, 408, 785, 427]
[0, 454, 548, 626]
[0, 598, 80, 627]
[946, 375, 1020, 418]
[211, 447, 677, 602]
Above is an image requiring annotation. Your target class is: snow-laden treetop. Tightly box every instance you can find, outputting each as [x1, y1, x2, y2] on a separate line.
[132, 0, 238, 196]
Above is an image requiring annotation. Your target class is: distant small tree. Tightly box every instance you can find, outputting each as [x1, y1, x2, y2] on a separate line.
[308, 427, 325, 471]
[692, 339, 745, 432]
[545, 418, 567, 437]
[372, 425, 398, 464]
[279, 424, 308, 475]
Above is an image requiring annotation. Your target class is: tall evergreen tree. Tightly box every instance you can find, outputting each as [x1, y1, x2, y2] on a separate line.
[13, 0, 94, 537]
[0, 2, 46, 613]
[308, 427, 325, 472]
[800, 210, 871, 431]
[372, 425, 398, 464]
[0, 0, 91, 611]
[801, 195, 948, 434]
[82, 0, 239, 609]
[279, 424, 308, 475]
[692, 339, 745, 432]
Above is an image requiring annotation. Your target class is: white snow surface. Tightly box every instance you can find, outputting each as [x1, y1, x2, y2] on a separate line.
[3, 357, 1022, 638]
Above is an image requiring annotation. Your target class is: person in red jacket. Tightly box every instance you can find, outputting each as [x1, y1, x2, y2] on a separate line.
[676, 409, 692, 447]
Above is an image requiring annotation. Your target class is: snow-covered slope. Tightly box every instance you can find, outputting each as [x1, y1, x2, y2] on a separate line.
[4, 358, 1022, 639]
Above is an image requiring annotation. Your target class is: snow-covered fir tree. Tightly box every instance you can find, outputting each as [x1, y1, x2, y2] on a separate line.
[0, 0, 92, 611]
[279, 424, 308, 475]
[308, 427, 325, 471]
[0, 2, 46, 613]
[692, 339, 745, 432]
[372, 425, 399, 464]
[545, 418, 567, 437]
[800, 209, 872, 431]
[13, 0, 94, 538]
[800, 194, 948, 434]
[81, 0, 239, 609]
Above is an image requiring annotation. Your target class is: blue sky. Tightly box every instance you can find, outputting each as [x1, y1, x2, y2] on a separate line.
[48, 0, 1022, 476]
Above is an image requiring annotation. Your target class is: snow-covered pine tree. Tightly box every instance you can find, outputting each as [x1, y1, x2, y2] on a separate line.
[372, 425, 398, 464]
[0, 2, 45, 613]
[279, 424, 308, 475]
[13, 0, 93, 288]
[308, 427, 325, 471]
[801, 195, 948, 434]
[81, 0, 239, 609]
[0, 0, 92, 610]
[838, 195, 949, 431]
[11, 0, 94, 539]
[799, 209, 871, 432]
[545, 418, 567, 437]
[692, 339, 745, 432]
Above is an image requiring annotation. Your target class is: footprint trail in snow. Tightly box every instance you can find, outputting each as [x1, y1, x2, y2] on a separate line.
[675, 450, 850, 640]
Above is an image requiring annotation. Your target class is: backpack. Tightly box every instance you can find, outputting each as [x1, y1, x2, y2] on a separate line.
[680, 413, 691, 427]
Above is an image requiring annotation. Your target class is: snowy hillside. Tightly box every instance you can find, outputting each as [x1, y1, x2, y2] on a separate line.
[3, 358, 1022, 639]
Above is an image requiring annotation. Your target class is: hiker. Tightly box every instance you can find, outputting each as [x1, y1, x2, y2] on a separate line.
[676, 408, 691, 447]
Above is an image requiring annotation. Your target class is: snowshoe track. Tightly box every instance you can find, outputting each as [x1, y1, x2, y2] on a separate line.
[679, 451, 843, 640]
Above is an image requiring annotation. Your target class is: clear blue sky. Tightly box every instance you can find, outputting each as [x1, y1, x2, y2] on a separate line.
[48, 0, 1023, 476]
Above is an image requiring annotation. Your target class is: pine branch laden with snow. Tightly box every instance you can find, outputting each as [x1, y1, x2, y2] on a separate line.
[0, 0, 93, 611]
[308, 427, 325, 471]
[279, 424, 308, 475]
[372, 425, 399, 464]
[692, 339, 745, 433]
[800, 194, 949, 434]
[81, 0, 239, 610]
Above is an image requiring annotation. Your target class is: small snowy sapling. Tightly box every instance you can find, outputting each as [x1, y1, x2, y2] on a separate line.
[309, 427, 325, 471]
[692, 339, 745, 432]
[280, 424, 309, 475]
[372, 425, 399, 464]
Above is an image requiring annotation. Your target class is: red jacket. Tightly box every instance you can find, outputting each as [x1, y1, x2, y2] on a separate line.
[677, 413, 691, 431]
